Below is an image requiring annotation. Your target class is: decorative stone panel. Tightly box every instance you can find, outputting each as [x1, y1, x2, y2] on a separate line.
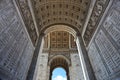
[15, 0, 38, 46]
[83, 0, 110, 46]
[88, 0, 120, 79]
[0, 0, 34, 80]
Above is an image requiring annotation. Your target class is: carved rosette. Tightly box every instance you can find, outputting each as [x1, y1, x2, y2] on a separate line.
[15, 0, 38, 46]
[83, 0, 110, 46]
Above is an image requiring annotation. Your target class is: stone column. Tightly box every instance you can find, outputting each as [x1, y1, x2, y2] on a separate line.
[26, 33, 44, 80]
[67, 72, 70, 80]
[47, 66, 50, 80]
[49, 72, 52, 80]
[76, 34, 96, 80]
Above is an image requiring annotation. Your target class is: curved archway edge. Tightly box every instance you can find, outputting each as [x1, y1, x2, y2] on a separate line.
[48, 55, 70, 67]
[42, 24, 81, 38]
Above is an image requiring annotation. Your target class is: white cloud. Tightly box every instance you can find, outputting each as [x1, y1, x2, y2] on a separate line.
[53, 75, 67, 80]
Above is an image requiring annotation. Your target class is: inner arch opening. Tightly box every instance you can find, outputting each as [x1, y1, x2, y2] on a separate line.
[49, 56, 70, 80]
[52, 67, 67, 80]
[41, 25, 79, 80]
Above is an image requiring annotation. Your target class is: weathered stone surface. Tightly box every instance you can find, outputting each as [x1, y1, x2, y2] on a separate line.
[0, 0, 34, 80]
[35, 53, 49, 80]
[1, 0, 120, 80]
[34, 52, 84, 80]
[83, 0, 110, 46]
[88, 43, 109, 80]
[15, 0, 38, 46]
[103, 8, 120, 46]
[88, 0, 120, 79]
[70, 53, 84, 80]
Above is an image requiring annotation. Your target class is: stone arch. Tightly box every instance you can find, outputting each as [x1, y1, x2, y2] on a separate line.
[49, 55, 71, 66]
[43, 24, 80, 38]
[49, 55, 70, 80]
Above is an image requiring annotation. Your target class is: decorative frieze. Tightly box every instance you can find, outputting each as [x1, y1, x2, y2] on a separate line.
[15, 0, 38, 46]
[83, 0, 110, 46]
[87, 0, 120, 79]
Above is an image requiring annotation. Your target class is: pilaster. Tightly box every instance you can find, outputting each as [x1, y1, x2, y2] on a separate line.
[76, 34, 96, 80]
[26, 33, 45, 80]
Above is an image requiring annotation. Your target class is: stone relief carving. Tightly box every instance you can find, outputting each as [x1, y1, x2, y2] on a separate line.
[0, 0, 35, 79]
[87, 1, 120, 79]
[103, 9, 120, 46]
[15, 0, 38, 46]
[83, 0, 110, 46]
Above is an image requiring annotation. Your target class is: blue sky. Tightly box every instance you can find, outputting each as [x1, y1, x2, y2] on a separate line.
[52, 67, 67, 80]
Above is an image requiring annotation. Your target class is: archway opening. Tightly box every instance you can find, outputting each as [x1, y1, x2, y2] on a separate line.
[28, 25, 81, 80]
[49, 56, 70, 80]
[52, 67, 67, 80]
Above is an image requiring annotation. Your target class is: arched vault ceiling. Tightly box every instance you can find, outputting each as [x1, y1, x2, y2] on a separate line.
[32, 0, 91, 32]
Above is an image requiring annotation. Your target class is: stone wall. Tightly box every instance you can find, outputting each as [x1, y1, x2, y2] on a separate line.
[83, 0, 110, 45]
[35, 53, 49, 80]
[87, 0, 120, 80]
[69, 53, 84, 80]
[0, 0, 34, 80]
[34, 52, 84, 80]
[15, 0, 38, 46]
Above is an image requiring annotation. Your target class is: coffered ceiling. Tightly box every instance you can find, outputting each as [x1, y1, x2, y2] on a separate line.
[43, 31, 76, 49]
[16, 0, 110, 46]
[32, 0, 91, 32]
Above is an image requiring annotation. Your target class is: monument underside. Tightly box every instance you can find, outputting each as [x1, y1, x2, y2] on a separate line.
[0, 0, 120, 80]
